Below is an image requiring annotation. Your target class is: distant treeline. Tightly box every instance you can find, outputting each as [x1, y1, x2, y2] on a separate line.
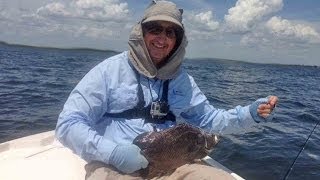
[0, 41, 119, 54]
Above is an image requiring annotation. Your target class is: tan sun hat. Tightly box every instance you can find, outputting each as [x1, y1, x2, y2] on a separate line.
[142, 0, 184, 28]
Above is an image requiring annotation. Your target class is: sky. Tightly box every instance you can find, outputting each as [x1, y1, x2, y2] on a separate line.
[1, 0, 320, 66]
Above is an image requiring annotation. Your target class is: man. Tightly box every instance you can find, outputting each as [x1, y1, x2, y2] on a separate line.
[55, 0, 278, 179]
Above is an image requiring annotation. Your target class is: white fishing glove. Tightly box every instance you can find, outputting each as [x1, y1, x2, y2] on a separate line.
[109, 144, 149, 174]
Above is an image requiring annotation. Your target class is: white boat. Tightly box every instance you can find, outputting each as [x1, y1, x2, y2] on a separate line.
[0, 131, 245, 180]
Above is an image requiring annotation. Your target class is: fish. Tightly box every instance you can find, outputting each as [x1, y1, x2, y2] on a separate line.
[133, 123, 219, 178]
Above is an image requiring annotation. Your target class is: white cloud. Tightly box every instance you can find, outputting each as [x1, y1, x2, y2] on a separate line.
[72, 25, 114, 38]
[0, 0, 131, 49]
[0, 11, 9, 21]
[224, 0, 283, 33]
[240, 31, 268, 46]
[239, 17, 320, 66]
[37, 0, 129, 22]
[266, 16, 320, 44]
[187, 11, 219, 31]
[74, 0, 108, 9]
[27, 0, 131, 40]
[37, 2, 71, 18]
[185, 11, 220, 40]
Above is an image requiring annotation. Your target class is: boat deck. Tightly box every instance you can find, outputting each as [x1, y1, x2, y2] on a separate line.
[0, 131, 244, 180]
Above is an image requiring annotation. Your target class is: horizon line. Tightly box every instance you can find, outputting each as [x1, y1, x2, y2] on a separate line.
[1, 40, 317, 67]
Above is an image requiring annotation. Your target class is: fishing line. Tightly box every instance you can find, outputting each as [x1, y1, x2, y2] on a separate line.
[283, 120, 320, 180]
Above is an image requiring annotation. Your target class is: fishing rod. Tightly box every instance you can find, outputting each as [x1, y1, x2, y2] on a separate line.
[283, 119, 320, 180]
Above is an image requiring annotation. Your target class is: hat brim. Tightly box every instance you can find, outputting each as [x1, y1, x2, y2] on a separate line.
[142, 15, 183, 28]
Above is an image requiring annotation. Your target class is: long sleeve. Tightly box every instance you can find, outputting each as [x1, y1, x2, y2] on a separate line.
[55, 52, 159, 164]
[169, 71, 266, 135]
[55, 60, 117, 163]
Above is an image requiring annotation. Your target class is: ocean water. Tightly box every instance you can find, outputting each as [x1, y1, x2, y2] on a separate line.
[0, 43, 319, 180]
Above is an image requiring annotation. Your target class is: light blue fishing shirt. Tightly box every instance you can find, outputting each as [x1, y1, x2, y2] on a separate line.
[55, 51, 266, 164]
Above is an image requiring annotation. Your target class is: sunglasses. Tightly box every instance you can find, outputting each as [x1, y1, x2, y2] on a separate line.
[143, 22, 181, 39]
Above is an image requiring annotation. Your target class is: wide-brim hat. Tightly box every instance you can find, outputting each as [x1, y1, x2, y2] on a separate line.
[142, 1, 183, 28]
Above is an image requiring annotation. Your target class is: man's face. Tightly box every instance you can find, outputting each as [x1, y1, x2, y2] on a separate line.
[143, 21, 178, 67]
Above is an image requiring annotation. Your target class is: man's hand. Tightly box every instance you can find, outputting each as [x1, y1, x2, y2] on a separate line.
[109, 144, 149, 174]
[257, 95, 278, 118]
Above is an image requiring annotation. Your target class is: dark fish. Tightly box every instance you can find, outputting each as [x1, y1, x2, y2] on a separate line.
[133, 123, 219, 178]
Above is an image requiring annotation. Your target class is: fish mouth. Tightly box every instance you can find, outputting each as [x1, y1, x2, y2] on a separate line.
[204, 135, 219, 154]
[205, 148, 213, 154]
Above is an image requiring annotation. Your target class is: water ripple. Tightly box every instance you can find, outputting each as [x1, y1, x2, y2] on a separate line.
[1, 45, 319, 179]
